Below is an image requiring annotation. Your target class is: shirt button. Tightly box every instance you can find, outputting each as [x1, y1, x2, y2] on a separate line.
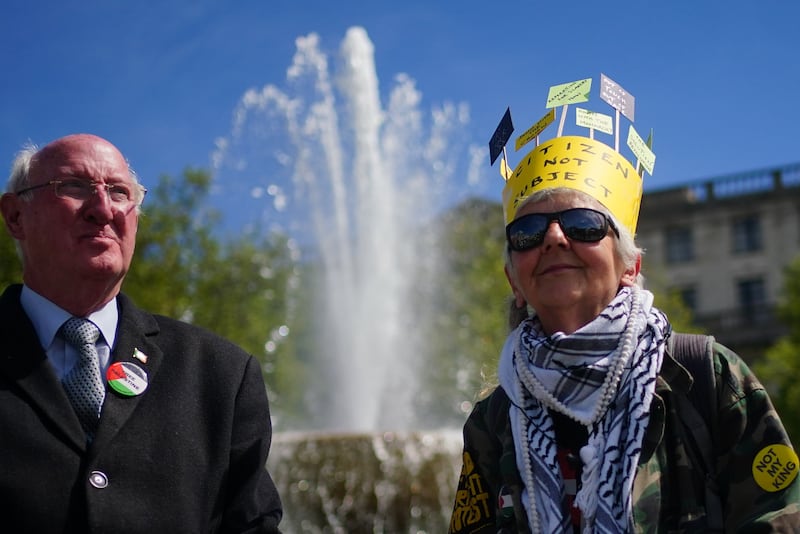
[89, 471, 108, 489]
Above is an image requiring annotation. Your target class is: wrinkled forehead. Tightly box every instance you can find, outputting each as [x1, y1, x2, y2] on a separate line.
[31, 135, 130, 182]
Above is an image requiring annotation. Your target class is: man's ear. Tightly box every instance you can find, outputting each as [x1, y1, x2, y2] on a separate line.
[620, 254, 641, 287]
[504, 264, 526, 308]
[0, 193, 24, 239]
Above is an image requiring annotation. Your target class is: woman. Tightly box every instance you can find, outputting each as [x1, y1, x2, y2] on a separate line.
[448, 183, 800, 532]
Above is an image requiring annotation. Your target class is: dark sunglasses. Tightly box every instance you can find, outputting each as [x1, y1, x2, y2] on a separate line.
[506, 207, 619, 252]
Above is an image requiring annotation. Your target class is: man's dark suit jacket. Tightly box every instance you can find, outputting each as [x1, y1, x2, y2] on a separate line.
[0, 284, 282, 533]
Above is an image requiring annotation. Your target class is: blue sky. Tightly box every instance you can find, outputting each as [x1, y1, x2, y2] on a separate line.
[3, 1, 799, 225]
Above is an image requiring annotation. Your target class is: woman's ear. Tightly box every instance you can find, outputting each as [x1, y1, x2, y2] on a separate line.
[619, 254, 641, 287]
[504, 264, 527, 308]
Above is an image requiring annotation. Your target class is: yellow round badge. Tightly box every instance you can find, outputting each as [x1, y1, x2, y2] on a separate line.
[752, 444, 799, 492]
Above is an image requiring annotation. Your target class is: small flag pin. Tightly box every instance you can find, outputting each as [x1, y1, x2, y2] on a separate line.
[132, 348, 148, 364]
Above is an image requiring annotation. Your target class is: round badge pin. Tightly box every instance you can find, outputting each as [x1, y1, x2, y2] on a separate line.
[752, 444, 799, 492]
[106, 361, 148, 396]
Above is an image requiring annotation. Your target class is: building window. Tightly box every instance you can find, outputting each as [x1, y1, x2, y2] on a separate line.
[665, 226, 694, 264]
[737, 277, 767, 323]
[732, 214, 762, 253]
[677, 286, 697, 314]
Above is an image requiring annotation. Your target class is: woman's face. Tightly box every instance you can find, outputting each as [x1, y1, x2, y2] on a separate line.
[504, 193, 638, 334]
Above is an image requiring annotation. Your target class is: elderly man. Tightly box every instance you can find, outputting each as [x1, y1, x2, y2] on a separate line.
[0, 134, 282, 532]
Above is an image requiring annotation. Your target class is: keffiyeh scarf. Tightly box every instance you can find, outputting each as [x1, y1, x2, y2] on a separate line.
[497, 286, 670, 533]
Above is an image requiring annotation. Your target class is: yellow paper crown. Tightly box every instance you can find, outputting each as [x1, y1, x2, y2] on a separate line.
[493, 74, 652, 235]
[502, 136, 642, 233]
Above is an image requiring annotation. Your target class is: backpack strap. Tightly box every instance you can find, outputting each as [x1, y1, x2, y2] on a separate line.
[668, 332, 724, 531]
[670, 333, 717, 432]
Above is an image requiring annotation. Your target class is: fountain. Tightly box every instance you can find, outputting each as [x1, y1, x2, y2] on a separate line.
[213, 26, 473, 432]
[212, 27, 475, 532]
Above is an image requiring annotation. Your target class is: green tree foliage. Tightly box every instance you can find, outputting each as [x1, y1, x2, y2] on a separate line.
[0, 224, 22, 290]
[640, 260, 705, 335]
[754, 255, 800, 445]
[419, 197, 509, 424]
[123, 169, 219, 318]
[120, 169, 306, 419]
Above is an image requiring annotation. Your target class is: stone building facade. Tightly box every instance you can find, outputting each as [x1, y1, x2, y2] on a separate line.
[636, 162, 800, 361]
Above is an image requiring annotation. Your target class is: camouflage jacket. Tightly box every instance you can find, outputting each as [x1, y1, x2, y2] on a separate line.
[449, 340, 800, 533]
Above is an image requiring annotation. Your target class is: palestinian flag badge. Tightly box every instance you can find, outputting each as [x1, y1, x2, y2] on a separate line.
[107, 361, 148, 396]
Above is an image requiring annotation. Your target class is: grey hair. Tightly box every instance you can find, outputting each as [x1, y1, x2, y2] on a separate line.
[503, 188, 645, 329]
[6, 142, 38, 195]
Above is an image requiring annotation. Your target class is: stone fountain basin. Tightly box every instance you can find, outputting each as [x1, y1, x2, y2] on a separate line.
[268, 429, 463, 533]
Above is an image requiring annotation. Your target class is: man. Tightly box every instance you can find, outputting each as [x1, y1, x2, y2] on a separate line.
[0, 134, 283, 532]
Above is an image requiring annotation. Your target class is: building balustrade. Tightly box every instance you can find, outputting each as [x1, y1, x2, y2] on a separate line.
[691, 304, 788, 360]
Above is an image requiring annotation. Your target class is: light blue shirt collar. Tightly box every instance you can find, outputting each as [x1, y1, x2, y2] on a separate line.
[20, 286, 119, 349]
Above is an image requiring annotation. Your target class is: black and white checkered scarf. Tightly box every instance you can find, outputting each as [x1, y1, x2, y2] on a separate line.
[497, 286, 670, 533]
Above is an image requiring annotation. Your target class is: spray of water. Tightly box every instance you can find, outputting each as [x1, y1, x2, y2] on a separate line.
[212, 27, 474, 432]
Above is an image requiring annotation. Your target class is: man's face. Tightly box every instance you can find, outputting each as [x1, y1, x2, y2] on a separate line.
[2, 134, 139, 305]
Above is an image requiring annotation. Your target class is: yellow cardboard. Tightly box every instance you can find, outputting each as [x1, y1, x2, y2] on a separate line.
[500, 157, 514, 181]
[515, 108, 556, 152]
[502, 136, 642, 234]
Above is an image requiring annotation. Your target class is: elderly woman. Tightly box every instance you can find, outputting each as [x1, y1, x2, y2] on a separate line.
[449, 133, 799, 532]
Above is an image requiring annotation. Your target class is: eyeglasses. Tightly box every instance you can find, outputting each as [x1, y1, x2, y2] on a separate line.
[15, 178, 147, 208]
[506, 207, 619, 252]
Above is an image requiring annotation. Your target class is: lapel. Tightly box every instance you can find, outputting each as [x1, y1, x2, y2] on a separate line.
[90, 293, 163, 455]
[0, 285, 86, 451]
